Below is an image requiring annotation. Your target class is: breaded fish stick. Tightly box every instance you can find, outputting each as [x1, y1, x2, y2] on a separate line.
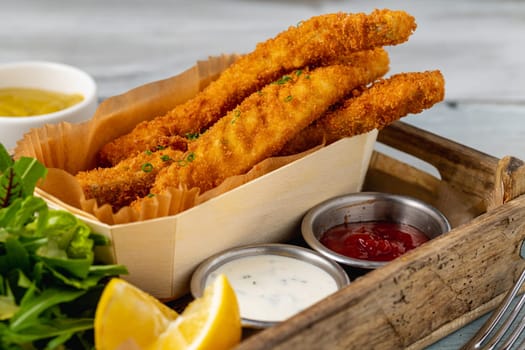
[280, 70, 445, 155]
[136, 63, 387, 207]
[98, 9, 415, 166]
[76, 147, 183, 211]
[81, 50, 388, 211]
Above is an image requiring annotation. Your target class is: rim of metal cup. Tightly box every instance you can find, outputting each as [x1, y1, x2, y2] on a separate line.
[301, 192, 451, 269]
[190, 243, 350, 329]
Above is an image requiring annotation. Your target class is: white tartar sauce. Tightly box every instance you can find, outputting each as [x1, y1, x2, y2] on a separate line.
[206, 254, 339, 322]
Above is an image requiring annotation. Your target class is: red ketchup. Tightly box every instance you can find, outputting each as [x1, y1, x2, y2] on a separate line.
[319, 221, 429, 262]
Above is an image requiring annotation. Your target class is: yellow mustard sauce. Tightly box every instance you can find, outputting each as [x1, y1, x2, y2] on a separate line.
[0, 87, 83, 117]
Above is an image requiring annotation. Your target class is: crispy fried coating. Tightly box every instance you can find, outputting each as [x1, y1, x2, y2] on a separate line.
[76, 147, 183, 211]
[280, 70, 445, 155]
[133, 63, 387, 208]
[81, 49, 388, 211]
[97, 9, 415, 166]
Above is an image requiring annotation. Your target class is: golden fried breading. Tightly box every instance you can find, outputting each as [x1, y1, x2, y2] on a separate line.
[280, 70, 445, 155]
[97, 9, 415, 166]
[132, 63, 388, 208]
[81, 49, 389, 212]
[76, 147, 183, 211]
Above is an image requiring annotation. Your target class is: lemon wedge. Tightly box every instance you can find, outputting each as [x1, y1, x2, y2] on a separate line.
[94, 274, 241, 350]
[94, 278, 179, 350]
[147, 274, 242, 350]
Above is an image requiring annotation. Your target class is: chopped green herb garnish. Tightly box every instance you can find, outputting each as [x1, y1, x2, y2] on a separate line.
[160, 155, 171, 162]
[186, 152, 195, 163]
[144, 150, 153, 156]
[176, 152, 196, 166]
[141, 163, 154, 172]
[231, 109, 241, 124]
[147, 193, 155, 198]
[284, 95, 293, 102]
[273, 75, 292, 85]
[185, 132, 200, 140]
[295, 69, 303, 76]
[156, 145, 166, 150]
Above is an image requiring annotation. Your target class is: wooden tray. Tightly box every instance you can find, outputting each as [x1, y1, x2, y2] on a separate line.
[236, 121, 525, 349]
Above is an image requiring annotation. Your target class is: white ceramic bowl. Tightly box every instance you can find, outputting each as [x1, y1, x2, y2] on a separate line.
[0, 61, 97, 150]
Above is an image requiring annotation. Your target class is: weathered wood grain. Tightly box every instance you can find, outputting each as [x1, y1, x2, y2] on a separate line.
[238, 123, 525, 350]
[239, 198, 525, 349]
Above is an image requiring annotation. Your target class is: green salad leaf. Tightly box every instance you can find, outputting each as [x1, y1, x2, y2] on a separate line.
[0, 144, 128, 349]
[0, 144, 47, 208]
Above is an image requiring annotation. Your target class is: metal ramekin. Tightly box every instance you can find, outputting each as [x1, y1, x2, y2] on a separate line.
[190, 243, 350, 329]
[301, 192, 451, 269]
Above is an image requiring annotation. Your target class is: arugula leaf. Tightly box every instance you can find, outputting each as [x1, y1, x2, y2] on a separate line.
[0, 295, 18, 321]
[0, 276, 19, 321]
[45, 263, 128, 290]
[9, 287, 86, 332]
[40, 256, 92, 281]
[1, 317, 93, 346]
[2, 237, 30, 275]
